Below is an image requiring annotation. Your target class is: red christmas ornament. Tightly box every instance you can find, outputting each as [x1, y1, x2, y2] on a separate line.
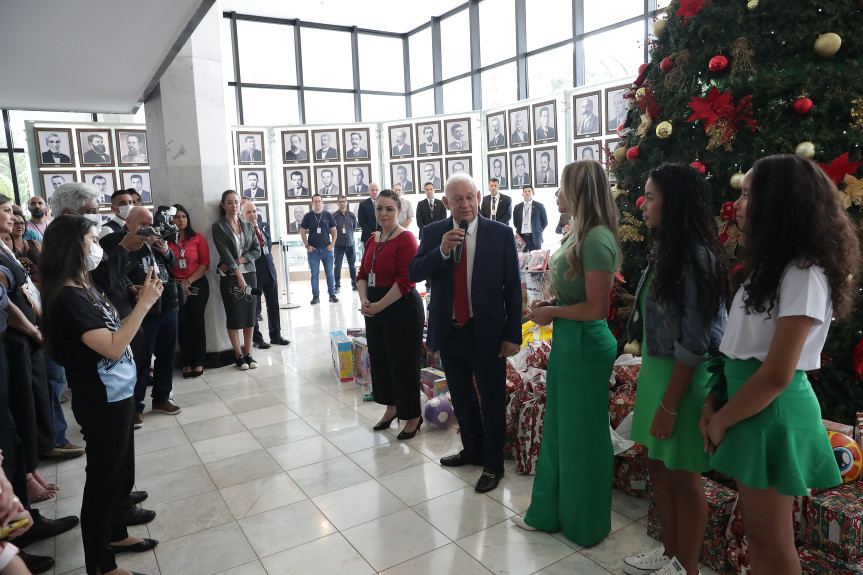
[638, 63, 649, 75]
[636, 196, 647, 209]
[660, 57, 675, 73]
[709, 55, 728, 72]
[626, 147, 640, 161]
[793, 97, 813, 115]
[690, 161, 707, 174]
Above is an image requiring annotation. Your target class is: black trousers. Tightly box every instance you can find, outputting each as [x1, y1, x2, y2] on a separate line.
[440, 320, 506, 472]
[364, 286, 424, 420]
[521, 233, 536, 252]
[4, 330, 53, 469]
[178, 276, 210, 366]
[128, 327, 149, 413]
[254, 268, 281, 340]
[72, 395, 133, 575]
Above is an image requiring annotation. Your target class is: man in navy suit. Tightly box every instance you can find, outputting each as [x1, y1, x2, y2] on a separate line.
[357, 182, 381, 245]
[242, 201, 290, 348]
[512, 185, 548, 252]
[409, 174, 521, 494]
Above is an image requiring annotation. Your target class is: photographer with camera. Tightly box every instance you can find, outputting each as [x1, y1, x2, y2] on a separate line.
[100, 207, 182, 425]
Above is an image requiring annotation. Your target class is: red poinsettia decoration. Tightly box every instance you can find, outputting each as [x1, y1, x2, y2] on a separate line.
[687, 87, 758, 150]
[676, 0, 706, 20]
[720, 201, 737, 221]
[817, 152, 862, 185]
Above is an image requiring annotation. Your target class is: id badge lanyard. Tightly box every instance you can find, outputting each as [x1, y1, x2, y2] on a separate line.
[367, 228, 395, 287]
[178, 236, 187, 269]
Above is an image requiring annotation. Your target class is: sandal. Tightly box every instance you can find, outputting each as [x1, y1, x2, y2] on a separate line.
[60, 395, 68, 404]
[29, 486, 56, 503]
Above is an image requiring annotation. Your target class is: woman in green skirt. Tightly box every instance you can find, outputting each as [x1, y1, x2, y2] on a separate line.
[622, 165, 731, 575]
[702, 155, 860, 575]
[514, 160, 620, 546]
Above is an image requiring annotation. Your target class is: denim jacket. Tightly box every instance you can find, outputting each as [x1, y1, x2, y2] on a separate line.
[626, 246, 726, 367]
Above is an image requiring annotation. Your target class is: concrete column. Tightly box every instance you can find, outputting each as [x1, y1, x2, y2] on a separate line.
[145, 3, 235, 363]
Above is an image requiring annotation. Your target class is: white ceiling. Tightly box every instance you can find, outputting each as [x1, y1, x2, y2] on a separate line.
[220, 0, 468, 33]
[0, 0, 214, 114]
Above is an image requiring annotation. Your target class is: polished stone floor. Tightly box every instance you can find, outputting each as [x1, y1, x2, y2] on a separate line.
[31, 282, 721, 575]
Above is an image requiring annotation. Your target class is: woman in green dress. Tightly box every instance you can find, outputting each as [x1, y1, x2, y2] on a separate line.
[621, 165, 731, 575]
[514, 160, 620, 546]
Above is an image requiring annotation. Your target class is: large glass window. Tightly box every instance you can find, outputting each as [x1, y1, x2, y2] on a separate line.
[442, 77, 472, 114]
[241, 88, 300, 126]
[301, 28, 353, 89]
[359, 35, 404, 93]
[440, 9, 471, 80]
[527, 45, 574, 98]
[481, 62, 516, 110]
[238, 21, 296, 85]
[362, 94, 406, 123]
[479, 0, 515, 67]
[583, 21, 645, 85]
[304, 91, 356, 124]
[584, 0, 644, 32]
[526, 0, 573, 51]
[408, 27, 433, 90]
[411, 89, 436, 118]
[220, 17, 235, 83]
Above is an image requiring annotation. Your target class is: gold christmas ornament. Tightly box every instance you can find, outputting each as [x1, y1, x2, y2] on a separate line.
[635, 87, 647, 102]
[619, 212, 645, 243]
[636, 113, 653, 138]
[850, 99, 863, 133]
[653, 19, 668, 37]
[656, 121, 673, 139]
[730, 172, 745, 189]
[814, 33, 842, 58]
[614, 146, 628, 163]
[795, 141, 816, 159]
[623, 340, 642, 356]
[747, 0, 758, 9]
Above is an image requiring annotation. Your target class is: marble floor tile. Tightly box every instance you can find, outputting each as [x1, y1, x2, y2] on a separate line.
[201, 370, 256, 389]
[215, 560, 268, 575]
[267, 435, 342, 471]
[224, 392, 283, 414]
[348, 442, 430, 478]
[181, 414, 246, 443]
[379, 543, 494, 575]
[285, 394, 353, 417]
[204, 449, 284, 489]
[211, 379, 268, 400]
[175, 401, 232, 425]
[312, 479, 406, 530]
[135, 412, 183, 434]
[133, 426, 190, 456]
[56, 466, 87, 500]
[135, 443, 202, 479]
[247, 364, 306, 382]
[456, 519, 576, 575]
[578, 522, 662, 575]
[172, 388, 221, 407]
[147, 490, 235, 541]
[237, 499, 336, 557]
[249, 418, 318, 448]
[288, 455, 373, 498]
[535, 552, 613, 574]
[405, 428, 465, 461]
[266, 382, 329, 404]
[219, 472, 307, 519]
[154, 521, 257, 575]
[192, 430, 263, 464]
[412, 487, 516, 540]
[378, 461, 469, 507]
[485, 462, 536, 515]
[611, 489, 650, 521]
[324, 424, 394, 454]
[235, 403, 298, 429]
[259, 533, 374, 575]
[302, 406, 370, 434]
[136, 464, 216, 507]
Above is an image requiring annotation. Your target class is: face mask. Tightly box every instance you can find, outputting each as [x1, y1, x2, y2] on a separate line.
[118, 205, 132, 219]
[85, 241, 103, 271]
[30, 209, 44, 218]
[82, 213, 102, 234]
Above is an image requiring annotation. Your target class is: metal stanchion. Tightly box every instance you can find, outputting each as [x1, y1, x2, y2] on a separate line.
[279, 241, 300, 309]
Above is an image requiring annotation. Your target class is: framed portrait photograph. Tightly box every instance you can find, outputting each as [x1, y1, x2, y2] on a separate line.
[120, 170, 153, 203]
[486, 112, 507, 150]
[443, 118, 471, 154]
[349, 200, 361, 221]
[342, 128, 370, 160]
[390, 162, 415, 193]
[286, 201, 311, 234]
[311, 129, 340, 162]
[574, 91, 602, 138]
[606, 84, 631, 135]
[282, 130, 309, 163]
[344, 164, 372, 197]
[388, 124, 414, 159]
[252, 203, 270, 228]
[238, 168, 267, 200]
[488, 153, 509, 189]
[284, 166, 311, 199]
[315, 165, 341, 197]
[81, 170, 117, 204]
[117, 130, 149, 166]
[532, 100, 558, 143]
[41, 172, 76, 200]
[446, 157, 472, 179]
[508, 106, 531, 147]
[35, 128, 75, 167]
[575, 140, 602, 164]
[236, 131, 265, 165]
[415, 121, 441, 156]
[533, 147, 558, 188]
[323, 200, 340, 215]
[77, 129, 114, 166]
[509, 151, 532, 188]
[417, 159, 443, 192]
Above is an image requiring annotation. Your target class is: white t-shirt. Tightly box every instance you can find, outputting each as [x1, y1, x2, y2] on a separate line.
[719, 264, 832, 371]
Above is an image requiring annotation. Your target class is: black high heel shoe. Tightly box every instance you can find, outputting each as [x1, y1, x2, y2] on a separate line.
[397, 417, 423, 440]
[372, 414, 398, 431]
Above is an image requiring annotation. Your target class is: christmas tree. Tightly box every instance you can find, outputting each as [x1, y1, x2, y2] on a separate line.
[610, 0, 863, 421]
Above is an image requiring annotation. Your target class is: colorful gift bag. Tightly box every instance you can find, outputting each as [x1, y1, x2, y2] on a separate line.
[515, 382, 547, 475]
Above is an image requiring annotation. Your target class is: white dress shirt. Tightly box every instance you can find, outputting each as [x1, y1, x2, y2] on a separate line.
[521, 202, 532, 234]
[440, 216, 478, 318]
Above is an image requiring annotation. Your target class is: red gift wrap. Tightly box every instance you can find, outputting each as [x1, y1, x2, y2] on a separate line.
[614, 443, 651, 499]
[799, 545, 863, 575]
[515, 381, 547, 475]
[725, 494, 808, 574]
[609, 383, 637, 430]
[805, 481, 863, 561]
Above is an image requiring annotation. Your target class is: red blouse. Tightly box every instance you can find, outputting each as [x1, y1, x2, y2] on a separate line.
[357, 230, 418, 295]
[169, 233, 210, 279]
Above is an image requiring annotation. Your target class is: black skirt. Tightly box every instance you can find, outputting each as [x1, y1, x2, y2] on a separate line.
[219, 272, 257, 329]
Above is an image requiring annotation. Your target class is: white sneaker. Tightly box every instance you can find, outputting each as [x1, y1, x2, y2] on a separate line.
[623, 545, 670, 575]
[650, 557, 701, 575]
[511, 516, 537, 531]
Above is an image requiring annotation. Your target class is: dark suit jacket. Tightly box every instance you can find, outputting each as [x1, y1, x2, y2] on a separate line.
[83, 149, 110, 163]
[409, 216, 521, 356]
[511, 130, 529, 144]
[416, 198, 447, 232]
[241, 149, 262, 162]
[535, 126, 555, 140]
[396, 180, 413, 192]
[41, 150, 71, 164]
[316, 148, 338, 160]
[556, 213, 572, 234]
[424, 177, 441, 190]
[348, 184, 369, 196]
[357, 198, 380, 245]
[513, 201, 549, 248]
[254, 222, 278, 282]
[419, 142, 439, 154]
[285, 149, 307, 161]
[512, 173, 531, 188]
[212, 218, 261, 274]
[392, 144, 411, 156]
[480, 193, 512, 225]
[287, 186, 309, 197]
[244, 187, 266, 199]
[489, 134, 505, 148]
[346, 148, 368, 158]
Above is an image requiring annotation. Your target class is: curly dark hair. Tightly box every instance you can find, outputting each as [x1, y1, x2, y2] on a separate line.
[742, 154, 860, 318]
[647, 164, 732, 322]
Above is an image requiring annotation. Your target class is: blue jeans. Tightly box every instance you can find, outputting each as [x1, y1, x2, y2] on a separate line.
[308, 247, 335, 297]
[333, 245, 357, 288]
[43, 354, 70, 447]
[139, 311, 178, 411]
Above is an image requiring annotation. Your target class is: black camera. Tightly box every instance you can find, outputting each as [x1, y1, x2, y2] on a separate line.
[137, 206, 179, 240]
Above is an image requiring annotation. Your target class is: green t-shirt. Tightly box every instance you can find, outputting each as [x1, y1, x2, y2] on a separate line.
[551, 226, 619, 305]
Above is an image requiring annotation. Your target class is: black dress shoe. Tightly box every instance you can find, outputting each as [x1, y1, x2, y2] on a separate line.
[255, 340, 272, 349]
[440, 451, 483, 467]
[372, 414, 398, 431]
[129, 490, 149, 505]
[397, 417, 423, 440]
[110, 538, 159, 555]
[18, 551, 54, 574]
[475, 468, 504, 493]
[13, 515, 79, 547]
[121, 505, 156, 526]
[270, 335, 290, 345]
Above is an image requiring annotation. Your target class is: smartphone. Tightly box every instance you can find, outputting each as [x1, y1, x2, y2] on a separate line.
[0, 518, 30, 539]
[188, 287, 199, 295]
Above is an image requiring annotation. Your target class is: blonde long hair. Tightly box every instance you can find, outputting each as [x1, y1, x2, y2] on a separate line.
[560, 160, 620, 279]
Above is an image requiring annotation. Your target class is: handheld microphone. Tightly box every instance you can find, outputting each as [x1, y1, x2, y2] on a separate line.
[453, 220, 469, 264]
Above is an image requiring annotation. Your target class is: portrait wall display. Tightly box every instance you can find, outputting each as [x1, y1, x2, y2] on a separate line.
[35, 127, 75, 167]
[41, 172, 76, 200]
[120, 170, 153, 203]
[286, 201, 311, 234]
[575, 140, 602, 163]
[323, 201, 339, 214]
[606, 84, 630, 135]
[417, 159, 443, 192]
[82, 170, 117, 204]
[443, 118, 471, 154]
[282, 130, 309, 163]
[77, 129, 114, 166]
[486, 112, 507, 150]
[236, 131, 265, 164]
[344, 164, 372, 197]
[508, 106, 531, 147]
[349, 200, 361, 222]
[415, 121, 441, 155]
[532, 100, 558, 143]
[238, 168, 268, 200]
[533, 147, 558, 188]
[117, 130, 149, 166]
[312, 129, 340, 162]
[388, 124, 414, 159]
[284, 166, 311, 198]
[342, 128, 370, 160]
[487, 153, 509, 189]
[390, 161, 415, 193]
[252, 203, 270, 227]
[509, 151, 532, 188]
[315, 165, 341, 197]
[446, 157, 472, 178]
[574, 91, 602, 138]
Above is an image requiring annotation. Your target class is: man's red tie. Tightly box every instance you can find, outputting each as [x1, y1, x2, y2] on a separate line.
[454, 249, 470, 326]
[255, 226, 265, 248]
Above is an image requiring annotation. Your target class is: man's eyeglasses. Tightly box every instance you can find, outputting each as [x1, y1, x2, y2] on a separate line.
[12, 222, 25, 227]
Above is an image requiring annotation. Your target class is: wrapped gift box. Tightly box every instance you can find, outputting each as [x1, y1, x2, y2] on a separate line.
[614, 444, 650, 499]
[725, 495, 808, 574]
[799, 545, 863, 575]
[612, 354, 641, 389]
[524, 340, 552, 370]
[806, 481, 863, 561]
[330, 331, 354, 382]
[515, 381, 546, 475]
[609, 383, 637, 430]
[351, 337, 373, 401]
